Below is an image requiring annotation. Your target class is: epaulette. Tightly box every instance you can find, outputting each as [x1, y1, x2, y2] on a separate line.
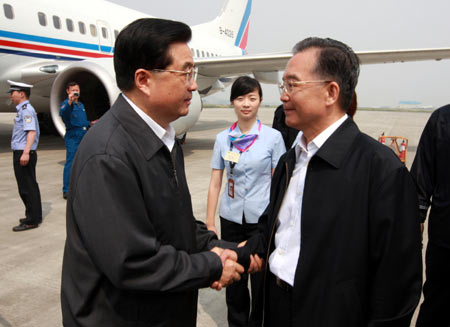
[21, 104, 27, 110]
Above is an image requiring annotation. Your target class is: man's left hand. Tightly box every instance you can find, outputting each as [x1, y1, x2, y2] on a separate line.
[20, 152, 29, 166]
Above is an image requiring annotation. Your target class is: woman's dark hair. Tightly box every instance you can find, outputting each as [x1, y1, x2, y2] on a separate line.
[230, 76, 263, 102]
[114, 18, 192, 91]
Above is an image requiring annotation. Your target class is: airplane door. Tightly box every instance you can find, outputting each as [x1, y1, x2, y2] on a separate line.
[96, 20, 113, 54]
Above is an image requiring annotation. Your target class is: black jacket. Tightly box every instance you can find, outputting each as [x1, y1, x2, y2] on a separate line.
[411, 104, 450, 248]
[244, 118, 422, 326]
[61, 95, 226, 327]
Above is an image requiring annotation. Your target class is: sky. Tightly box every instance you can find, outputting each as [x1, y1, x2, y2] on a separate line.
[109, 0, 450, 108]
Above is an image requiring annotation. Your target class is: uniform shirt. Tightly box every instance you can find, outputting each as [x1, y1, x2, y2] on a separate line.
[59, 98, 90, 130]
[269, 114, 348, 285]
[11, 100, 40, 150]
[211, 122, 285, 224]
[122, 94, 175, 151]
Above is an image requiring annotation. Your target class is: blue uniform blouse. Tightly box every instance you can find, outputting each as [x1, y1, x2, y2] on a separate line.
[11, 100, 40, 150]
[211, 122, 285, 224]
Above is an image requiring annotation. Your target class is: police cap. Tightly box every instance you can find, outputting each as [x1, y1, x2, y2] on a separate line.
[7, 80, 33, 93]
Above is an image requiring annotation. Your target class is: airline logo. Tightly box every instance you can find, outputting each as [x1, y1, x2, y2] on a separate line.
[0, 30, 113, 61]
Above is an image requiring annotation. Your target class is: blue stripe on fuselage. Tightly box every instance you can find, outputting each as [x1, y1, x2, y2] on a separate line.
[0, 48, 83, 61]
[0, 30, 113, 53]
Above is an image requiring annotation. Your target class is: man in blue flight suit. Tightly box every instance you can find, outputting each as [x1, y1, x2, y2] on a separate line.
[60, 82, 94, 199]
[9, 80, 43, 232]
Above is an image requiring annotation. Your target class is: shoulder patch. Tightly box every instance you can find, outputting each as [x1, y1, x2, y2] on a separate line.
[24, 115, 32, 123]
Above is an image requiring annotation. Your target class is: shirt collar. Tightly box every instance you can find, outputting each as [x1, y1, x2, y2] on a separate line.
[121, 94, 175, 150]
[15, 100, 29, 111]
[295, 114, 348, 158]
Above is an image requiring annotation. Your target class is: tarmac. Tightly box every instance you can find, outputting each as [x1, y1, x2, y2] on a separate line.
[0, 106, 432, 326]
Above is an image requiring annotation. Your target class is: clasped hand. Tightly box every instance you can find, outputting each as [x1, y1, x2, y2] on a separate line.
[209, 247, 264, 291]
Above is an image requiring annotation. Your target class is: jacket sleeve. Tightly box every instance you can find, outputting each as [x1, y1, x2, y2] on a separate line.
[367, 164, 422, 326]
[410, 112, 438, 222]
[71, 154, 223, 293]
[59, 100, 73, 126]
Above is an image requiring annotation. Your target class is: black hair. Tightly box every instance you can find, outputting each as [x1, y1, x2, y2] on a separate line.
[230, 76, 263, 102]
[292, 37, 360, 111]
[66, 81, 79, 89]
[21, 89, 31, 99]
[114, 18, 192, 91]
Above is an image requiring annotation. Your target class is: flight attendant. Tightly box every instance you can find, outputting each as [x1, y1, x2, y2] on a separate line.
[206, 76, 285, 326]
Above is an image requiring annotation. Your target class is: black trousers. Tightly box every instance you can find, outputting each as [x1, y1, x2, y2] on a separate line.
[13, 150, 42, 224]
[265, 272, 292, 327]
[417, 242, 450, 327]
[221, 217, 263, 327]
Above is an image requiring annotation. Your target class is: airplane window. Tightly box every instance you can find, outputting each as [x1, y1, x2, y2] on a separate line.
[114, 30, 119, 39]
[196, 49, 200, 58]
[37, 12, 47, 26]
[3, 4, 14, 19]
[190, 48, 194, 56]
[78, 22, 86, 34]
[90, 24, 97, 37]
[101, 27, 108, 39]
[201, 50, 205, 57]
[53, 15, 61, 29]
[66, 19, 74, 32]
[206, 52, 210, 57]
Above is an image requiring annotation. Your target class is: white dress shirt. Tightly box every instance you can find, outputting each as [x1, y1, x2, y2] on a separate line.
[269, 114, 348, 286]
[122, 94, 176, 151]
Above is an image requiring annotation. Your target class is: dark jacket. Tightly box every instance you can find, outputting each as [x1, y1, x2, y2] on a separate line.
[411, 104, 450, 248]
[61, 95, 225, 327]
[245, 118, 422, 326]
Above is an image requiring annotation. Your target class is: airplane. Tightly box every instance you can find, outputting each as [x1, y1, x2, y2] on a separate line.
[1, 0, 450, 140]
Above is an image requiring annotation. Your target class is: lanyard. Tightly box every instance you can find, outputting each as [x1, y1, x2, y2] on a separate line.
[228, 120, 261, 175]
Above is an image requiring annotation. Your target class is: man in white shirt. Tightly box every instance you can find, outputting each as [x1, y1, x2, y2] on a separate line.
[242, 37, 422, 327]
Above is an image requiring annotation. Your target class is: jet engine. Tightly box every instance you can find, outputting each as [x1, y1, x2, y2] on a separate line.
[49, 59, 203, 139]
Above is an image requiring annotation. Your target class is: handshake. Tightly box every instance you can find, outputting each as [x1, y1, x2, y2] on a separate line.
[209, 246, 263, 291]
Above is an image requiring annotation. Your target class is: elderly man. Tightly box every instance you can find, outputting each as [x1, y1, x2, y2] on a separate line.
[242, 37, 423, 326]
[61, 18, 244, 327]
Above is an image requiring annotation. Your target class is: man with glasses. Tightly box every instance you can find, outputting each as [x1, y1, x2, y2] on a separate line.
[61, 18, 244, 327]
[240, 37, 422, 326]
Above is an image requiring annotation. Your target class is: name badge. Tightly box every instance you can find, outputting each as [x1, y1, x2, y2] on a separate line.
[225, 151, 240, 163]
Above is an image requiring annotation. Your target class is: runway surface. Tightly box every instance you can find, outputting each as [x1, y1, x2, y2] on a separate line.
[0, 107, 431, 326]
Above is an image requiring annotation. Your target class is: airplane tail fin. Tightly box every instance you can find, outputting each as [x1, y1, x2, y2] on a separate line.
[209, 0, 252, 53]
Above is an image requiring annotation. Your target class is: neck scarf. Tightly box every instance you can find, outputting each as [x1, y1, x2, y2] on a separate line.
[228, 120, 261, 152]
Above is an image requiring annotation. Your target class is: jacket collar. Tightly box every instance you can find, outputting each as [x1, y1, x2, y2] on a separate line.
[313, 118, 360, 169]
[110, 95, 166, 161]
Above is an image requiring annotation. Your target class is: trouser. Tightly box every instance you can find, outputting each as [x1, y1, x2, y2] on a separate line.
[13, 150, 42, 224]
[416, 241, 450, 327]
[265, 272, 292, 327]
[63, 128, 86, 192]
[221, 216, 263, 327]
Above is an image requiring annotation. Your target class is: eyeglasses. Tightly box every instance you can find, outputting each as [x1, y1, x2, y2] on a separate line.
[278, 80, 331, 95]
[151, 66, 198, 85]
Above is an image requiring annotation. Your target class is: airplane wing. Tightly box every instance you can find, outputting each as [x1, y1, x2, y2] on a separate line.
[196, 47, 450, 79]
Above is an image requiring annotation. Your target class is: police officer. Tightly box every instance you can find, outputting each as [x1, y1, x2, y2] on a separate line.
[9, 80, 43, 232]
[60, 82, 94, 199]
